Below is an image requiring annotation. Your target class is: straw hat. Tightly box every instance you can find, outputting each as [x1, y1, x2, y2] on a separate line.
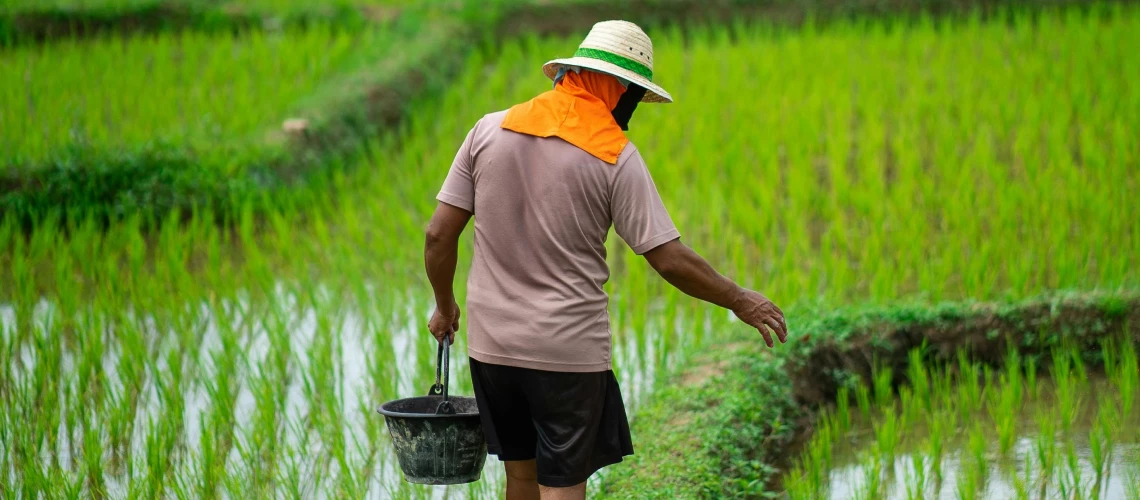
[543, 20, 673, 104]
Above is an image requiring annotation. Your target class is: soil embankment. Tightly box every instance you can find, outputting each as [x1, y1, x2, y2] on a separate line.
[603, 291, 1140, 498]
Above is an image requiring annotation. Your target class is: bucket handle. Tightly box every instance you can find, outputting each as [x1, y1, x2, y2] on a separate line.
[429, 337, 456, 415]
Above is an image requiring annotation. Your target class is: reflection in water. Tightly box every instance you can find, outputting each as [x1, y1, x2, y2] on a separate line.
[827, 443, 1139, 499]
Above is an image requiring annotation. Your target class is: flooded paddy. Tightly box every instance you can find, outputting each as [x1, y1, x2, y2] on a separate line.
[785, 343, 1140, 499]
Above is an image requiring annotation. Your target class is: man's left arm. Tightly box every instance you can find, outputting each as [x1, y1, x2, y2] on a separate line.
[425, 202, 472, 344]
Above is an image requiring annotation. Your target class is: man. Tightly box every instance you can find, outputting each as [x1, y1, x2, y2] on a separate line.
[424, 20, 787, 500]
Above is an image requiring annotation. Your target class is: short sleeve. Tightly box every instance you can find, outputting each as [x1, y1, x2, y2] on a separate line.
[436, 123, 478, 213]
[611, 148, 680, 254]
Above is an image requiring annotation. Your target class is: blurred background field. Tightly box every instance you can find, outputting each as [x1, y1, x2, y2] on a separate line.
[1, 0, 1137, 498]
[2, 26, 394, 165]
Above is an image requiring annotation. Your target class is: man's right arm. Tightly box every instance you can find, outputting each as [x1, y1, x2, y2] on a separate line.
[643, 239, 788, 348]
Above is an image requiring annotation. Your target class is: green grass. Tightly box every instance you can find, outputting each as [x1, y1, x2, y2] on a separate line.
[783, 340, 1140, 499]
[1, 4, 1138, 497]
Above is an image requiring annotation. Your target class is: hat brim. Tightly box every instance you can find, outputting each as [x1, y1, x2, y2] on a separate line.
[543, 58, 673, 104]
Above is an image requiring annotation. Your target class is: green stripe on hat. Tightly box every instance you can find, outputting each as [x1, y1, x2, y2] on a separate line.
[573, 47, 653, 81]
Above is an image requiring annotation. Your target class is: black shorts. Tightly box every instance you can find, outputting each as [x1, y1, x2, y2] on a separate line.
[468, 357, 634, 487]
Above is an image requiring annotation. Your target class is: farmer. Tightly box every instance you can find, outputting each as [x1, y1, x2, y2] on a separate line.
[424, 20, 787, 500]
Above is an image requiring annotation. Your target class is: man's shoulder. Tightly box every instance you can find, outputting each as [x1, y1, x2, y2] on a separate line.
[477, 110, 510, 129]
[617, 140, 643, 167]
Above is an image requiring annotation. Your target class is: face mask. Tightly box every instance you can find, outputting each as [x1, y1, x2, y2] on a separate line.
[611, 83, 647, 131]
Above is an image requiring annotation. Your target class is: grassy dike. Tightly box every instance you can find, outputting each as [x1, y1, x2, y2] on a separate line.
[601, 290, 1140, 498]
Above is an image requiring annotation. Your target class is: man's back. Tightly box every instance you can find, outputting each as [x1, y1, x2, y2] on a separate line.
[437, 110, 679, 372]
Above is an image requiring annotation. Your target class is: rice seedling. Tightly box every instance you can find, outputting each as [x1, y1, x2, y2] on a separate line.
[1012, 452, 1032, 500]
[1089, 393, 1115, 495]
[1110, 339, 1138, 427]
[925, 408, 956, 485]
[855, 383, 873, 421]
[873, 364, 894, 413]
[956, 351, 984, 422]
[835, 386, 851, 436]
[1052, 346, 1084, 435]
[955, 461, 981, 500]
[988, 355, 1024, 456]
[3, 4, 1139, 497]
[874, 409, 900, 461]
[1033, 399, 1058, 498]
[1128, 461, 1140, 500]
[903, 454, 925, 500]
[898, 386, 918, 432]
[907, 349, 931, 415]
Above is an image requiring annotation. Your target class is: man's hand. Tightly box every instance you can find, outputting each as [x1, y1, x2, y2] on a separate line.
[429, 301, 461, 344]
[644, 240, 789, 348]
[730, 289, 787, 348]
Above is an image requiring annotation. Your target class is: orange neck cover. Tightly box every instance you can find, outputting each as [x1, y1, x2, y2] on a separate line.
[500, 70, 628, 164]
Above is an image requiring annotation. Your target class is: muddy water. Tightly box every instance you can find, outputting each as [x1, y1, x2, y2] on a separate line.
[823, 375, 1140, 499]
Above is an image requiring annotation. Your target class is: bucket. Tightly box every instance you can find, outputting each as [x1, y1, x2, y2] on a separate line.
[377, 337, 487, 485]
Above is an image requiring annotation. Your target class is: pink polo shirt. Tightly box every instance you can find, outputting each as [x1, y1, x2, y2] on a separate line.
[437, 111, 679, 372]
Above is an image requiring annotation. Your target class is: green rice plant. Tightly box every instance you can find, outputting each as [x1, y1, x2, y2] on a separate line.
[1003, 348, 1024, 408]
[873, 409, 900, 461]
[1087, 401, 1113, 498]
[1111, 339, 1138, 428]
[1057, 441, 1084, 500]
[856, 452, 883, 500]
[873, 364, 894, 410]
[1128, 460, 1140, 500]
[855, 383, 873, 421]
[903, 453, 925, 500]
[1051, 346, 1083, 434]
[987, 367, 1021, 456]
[955, 451, 981, 500]
[966, 419, 988, 485]
[907, 349, 932, 415]
[925, 408, 956, 484]
[1012, 452, 1032, 500]
[835, 386, 851, 436]
[1025, 355, 1039, 401]
[956, 351, 984, 422]
[789, 419, 834, 499]
[1033, 406, 1057, 499]
[898, 386, 918, 431]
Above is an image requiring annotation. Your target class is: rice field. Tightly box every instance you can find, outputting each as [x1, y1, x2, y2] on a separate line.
[1, 3, 1138, 497]
[783, 340, 1140, 499]
[0, 25, 394, 168]
[0, 0, 372, 14]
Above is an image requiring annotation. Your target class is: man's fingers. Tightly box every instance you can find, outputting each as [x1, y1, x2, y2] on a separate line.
[757, 322, 775, 348]
[761, 317, 783, 346]
[771, 313, 788, 343]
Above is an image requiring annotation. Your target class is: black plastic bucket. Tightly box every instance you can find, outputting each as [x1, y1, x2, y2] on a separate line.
[378, 338, 487, 484]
